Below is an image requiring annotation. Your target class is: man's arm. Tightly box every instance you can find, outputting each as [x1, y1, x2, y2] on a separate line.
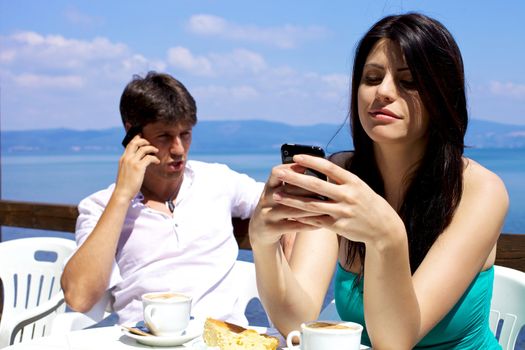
[61, 193, 130, 312]
[61, 136, 159, 312]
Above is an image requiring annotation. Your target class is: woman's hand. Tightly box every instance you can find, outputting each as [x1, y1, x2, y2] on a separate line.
[249, 163, 324, 249]
[114, 135, 160, 201]
[272, 154, 405, 245]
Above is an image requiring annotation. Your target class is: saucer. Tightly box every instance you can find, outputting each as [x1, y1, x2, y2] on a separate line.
[122, 319, 203, 347]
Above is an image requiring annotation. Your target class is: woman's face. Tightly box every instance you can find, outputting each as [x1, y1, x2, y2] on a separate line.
[357, 39, 429, 149]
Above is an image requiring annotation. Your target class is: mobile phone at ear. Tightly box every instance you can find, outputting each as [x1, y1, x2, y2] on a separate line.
[121, 125, 142, 147]
[280, 143, 327, 181]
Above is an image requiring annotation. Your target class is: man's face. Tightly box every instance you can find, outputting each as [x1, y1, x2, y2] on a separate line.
[140, 120, 193, 180]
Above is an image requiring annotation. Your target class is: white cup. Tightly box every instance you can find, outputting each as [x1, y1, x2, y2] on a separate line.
[141, 292, 192, 337]
[286, 321, 363, 350]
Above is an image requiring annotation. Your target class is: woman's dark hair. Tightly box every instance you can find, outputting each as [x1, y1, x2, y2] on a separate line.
[346, 13, 467, 274]
[119, 71, 197, 128]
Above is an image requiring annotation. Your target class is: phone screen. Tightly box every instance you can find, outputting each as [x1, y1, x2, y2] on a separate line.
[280, 144, 327, 181]
[121, 126, 142, 147]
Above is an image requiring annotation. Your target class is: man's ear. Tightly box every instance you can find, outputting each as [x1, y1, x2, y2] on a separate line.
[124, 122, 133, 132]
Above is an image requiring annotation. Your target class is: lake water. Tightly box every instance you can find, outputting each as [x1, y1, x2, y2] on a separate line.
[2, 148, 524, 234]
[1, 149, 524, 326]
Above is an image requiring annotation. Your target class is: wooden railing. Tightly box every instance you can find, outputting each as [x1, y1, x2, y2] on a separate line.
[0, 199, 252, 249]
[1, 199, 524, 272]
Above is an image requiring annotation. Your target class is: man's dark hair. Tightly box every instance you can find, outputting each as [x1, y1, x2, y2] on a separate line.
[119, 71, 197, 128]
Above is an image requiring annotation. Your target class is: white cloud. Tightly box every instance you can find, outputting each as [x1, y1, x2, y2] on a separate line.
[192, 84, 259, 101]
[166, 47, 266, 76]
[0, 31, 164, 80]
[0, 31, 172, 129]
[0, 49, 16, 63]
[2, 31, 128, 70]
[187, 14, 227, 35]
[490, 81, 525, 99]
[187, 14, 328, 49]
[63, 7, 103, 27]
[167, 47, 213, 76]
[209, 49, 267, 74]
[13, 73, 84, 89]
[0, 30, 348, 129]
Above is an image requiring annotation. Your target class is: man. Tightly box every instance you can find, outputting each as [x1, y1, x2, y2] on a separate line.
[61, 72, 264, 326]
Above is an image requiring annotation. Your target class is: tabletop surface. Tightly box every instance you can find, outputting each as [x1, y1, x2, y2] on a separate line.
[5, 325, 284, 350]
[5, 325, 370, 349]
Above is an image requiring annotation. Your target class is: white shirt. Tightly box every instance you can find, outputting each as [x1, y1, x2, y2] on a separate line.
[75, 160, 264, 325]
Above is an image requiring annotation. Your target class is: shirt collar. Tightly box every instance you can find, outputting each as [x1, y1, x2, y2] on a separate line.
[133, 160, 195, 205]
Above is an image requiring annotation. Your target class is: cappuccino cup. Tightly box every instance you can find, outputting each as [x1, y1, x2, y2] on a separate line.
[141, 292, 192, 337]
[286, 321, 363, 350]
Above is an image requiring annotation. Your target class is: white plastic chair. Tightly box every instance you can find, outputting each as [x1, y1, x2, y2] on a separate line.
[52, 259, 270, 332]
[230, 260, 272, 326]
[0, 237, 76, 348]
[318, 298, 340, 321]
[489, 265, 525, 350]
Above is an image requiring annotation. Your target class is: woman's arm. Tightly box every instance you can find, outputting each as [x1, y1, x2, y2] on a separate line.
[273, 155, 508, 348]
[249, 165, 339, 336]
[410, 159, 508, 342]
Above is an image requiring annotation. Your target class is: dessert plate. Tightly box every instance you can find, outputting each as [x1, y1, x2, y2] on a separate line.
[122, 319, 203, 347]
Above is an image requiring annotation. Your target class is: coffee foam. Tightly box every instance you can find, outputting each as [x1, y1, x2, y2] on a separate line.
[306, 322, 359, 330]
[143, 292, 189, 301]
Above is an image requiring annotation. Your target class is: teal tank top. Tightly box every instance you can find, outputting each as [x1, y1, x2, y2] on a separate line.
[334, 264, 501, 349]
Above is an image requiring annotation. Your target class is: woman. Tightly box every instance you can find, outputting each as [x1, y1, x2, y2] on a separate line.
[249, 13, 508, 349]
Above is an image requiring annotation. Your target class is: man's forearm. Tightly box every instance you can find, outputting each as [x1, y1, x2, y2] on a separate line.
[61, 193, 131, 312]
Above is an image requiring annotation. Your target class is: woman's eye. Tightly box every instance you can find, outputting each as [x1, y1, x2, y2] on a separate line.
[400, 80, 417, 90]
[363, 75, 382, 85]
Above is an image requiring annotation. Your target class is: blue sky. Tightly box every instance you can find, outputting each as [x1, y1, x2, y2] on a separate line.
[1, 0, 524, 130]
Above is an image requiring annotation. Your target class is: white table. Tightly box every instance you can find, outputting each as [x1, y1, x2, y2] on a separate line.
[5, 325, 370, 349]
[4, 325, 284, 350]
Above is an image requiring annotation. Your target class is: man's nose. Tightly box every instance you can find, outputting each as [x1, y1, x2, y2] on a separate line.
[170, 137, 185, 155]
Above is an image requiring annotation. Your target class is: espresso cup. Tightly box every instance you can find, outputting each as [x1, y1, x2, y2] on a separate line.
[141, 292, 192, 337]
[286, 321, 363, 350]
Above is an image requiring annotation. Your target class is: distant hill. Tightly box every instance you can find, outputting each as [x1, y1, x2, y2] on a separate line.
[1, 119, 524, 155]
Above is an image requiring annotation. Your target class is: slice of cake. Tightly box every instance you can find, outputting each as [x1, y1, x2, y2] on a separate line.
[203, 317, 279, 350]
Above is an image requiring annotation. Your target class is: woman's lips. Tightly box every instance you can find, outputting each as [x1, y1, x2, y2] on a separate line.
[369, 108, 401, 120]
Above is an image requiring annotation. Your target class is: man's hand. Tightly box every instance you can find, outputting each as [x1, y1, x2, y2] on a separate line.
[115, 135, 160, 201]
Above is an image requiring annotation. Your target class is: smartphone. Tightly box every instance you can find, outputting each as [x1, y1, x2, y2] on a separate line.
[121, 125, 142, 147]
[280, 143, 327, 181]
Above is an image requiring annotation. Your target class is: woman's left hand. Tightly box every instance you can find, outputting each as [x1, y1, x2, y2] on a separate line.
[273, 154, 404, 245]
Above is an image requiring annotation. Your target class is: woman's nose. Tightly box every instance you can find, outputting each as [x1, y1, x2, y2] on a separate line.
[376, 76, 396, 102]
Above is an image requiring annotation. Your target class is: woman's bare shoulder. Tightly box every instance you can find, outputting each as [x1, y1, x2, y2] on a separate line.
[463, 157, 509, 206]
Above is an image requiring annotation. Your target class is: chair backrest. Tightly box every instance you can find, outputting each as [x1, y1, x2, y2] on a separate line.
[0, 237, 76, 348]
[229, 259, 272, 326]
[489, 265, 525, 350]
[318, 299, 340, 321]
[231, 260, 260, 318]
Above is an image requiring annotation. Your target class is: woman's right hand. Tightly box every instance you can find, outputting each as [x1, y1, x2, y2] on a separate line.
[249, 163, 322, 249]
[114, 135, 159, 201]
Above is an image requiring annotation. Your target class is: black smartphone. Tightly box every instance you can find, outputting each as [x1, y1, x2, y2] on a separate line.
[280, 143, 327, 181]
[121, 125, 142, 147]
